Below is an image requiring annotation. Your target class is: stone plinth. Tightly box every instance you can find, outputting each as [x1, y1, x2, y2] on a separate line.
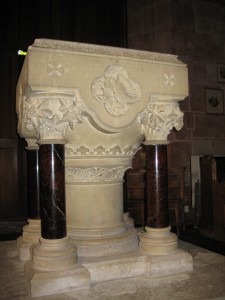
[25, 248, 193, 298]
[83, 249, 193, 282]
[16, 38, 191, 297]
[25, 263, 90, 297]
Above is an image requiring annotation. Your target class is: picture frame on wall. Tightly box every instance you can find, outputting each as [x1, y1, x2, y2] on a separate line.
[218, 63, 225, 83]
[205, 88, 224, 114]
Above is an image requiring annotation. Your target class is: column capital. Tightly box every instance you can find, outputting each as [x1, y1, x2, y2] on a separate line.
[25, 138, 39, 150]
[138, 94, 184, 143]
[21, 88, 86, 143]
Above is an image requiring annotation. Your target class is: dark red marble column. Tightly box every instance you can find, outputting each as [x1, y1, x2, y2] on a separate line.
[39, 144, 66, 239]
[27, 149, 40, 219]
[145, 144, 169, 228]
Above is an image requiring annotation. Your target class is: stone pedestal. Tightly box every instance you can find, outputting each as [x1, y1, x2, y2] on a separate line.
[139, 226, 178, 255]
[25, 262, 90, 298]
[25, 236, 89, 298]
[16, 38, 192, 297]
[66, 154, 138, 257]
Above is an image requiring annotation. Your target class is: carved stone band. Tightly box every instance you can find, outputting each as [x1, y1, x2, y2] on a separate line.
[66, 166, 129, 183]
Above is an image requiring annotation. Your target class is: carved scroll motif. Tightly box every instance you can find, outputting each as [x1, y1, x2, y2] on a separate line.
[23, 91, 86, 140]
[91, 65, 141, 116]
[138, 100, 184, 141]
[66, 166, 129, 183]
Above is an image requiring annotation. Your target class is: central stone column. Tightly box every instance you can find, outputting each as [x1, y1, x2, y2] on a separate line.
[66, 154, 138, 256]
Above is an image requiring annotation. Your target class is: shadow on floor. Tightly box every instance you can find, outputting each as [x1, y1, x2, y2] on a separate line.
[173, 225, 225, 256]
[0, 220, 25, 241]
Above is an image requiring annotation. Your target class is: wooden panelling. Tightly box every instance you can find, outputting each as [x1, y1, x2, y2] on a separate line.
[0, 54, 14, 138]
[0, 50, 27, 220]
[0, 149, 14, 217]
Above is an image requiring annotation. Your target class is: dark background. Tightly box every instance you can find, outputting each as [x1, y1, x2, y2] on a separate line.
[0, 0, 127, 221]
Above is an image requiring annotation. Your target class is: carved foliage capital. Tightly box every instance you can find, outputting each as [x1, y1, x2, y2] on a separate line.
[138, 99, 184, 141]
[23, 90, 86, 141]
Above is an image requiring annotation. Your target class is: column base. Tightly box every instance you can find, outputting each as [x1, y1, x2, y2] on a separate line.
[69, 227, 138, 257]
[17, 219, 41, 261]
[139, 226, 178, 255]
[25, 236, 82, 297]
[123, 212, 135, 229]
[32, 236, 77, 271]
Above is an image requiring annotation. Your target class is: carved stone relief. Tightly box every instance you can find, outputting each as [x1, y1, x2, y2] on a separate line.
[91, 65, 141, 116]
[23, 91, 86, 140]
[65, 144, 140, 157]
[163, 74, 176, 87]
[66, 166, 129, 183]
[138, 99, 183, 141]
[47, 62, 64, 77]
[33, 39, 184, 65]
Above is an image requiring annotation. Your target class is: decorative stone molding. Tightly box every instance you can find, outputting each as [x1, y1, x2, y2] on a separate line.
[33, 39, 184, 65]
[65, 144, 140, 157]
[66, 166, 129, 183]
[139, 226, 178, 256]
[138, 95, 184, 141]
[23, 89, 86, 141]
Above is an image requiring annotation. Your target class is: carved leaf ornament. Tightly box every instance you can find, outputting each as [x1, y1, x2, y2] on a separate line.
[140, 101, 183, 140]
[24, 93, 86, 139]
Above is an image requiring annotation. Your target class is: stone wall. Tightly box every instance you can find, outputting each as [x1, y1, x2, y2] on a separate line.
[127, 0, 225, 210]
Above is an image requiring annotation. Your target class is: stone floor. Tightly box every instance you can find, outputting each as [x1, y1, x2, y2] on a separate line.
[1, 239, 225, 300]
